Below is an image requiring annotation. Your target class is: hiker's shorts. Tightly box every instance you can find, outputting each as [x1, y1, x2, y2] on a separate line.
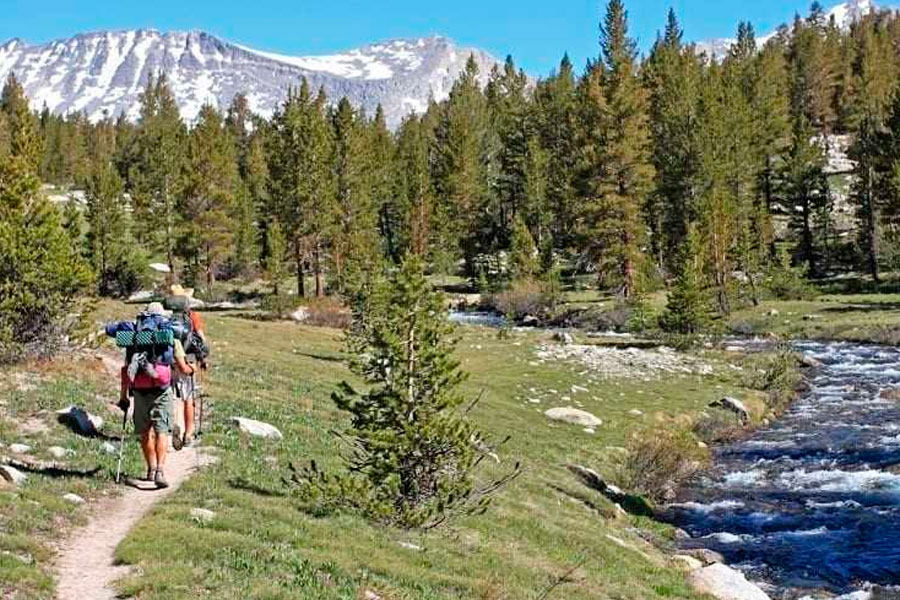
[133, 388, 173, 435]
[173, 374, 195, 403]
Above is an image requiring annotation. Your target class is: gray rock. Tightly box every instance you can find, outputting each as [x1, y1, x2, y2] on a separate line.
[627, 409, 643, 417]
[291, 307, 310, 323]
[190, 507, 216, 523]
[231, 417, 283, 440]
[148, 262, 171, 273]
[0, 465, 28, 485]
[47, 446, 71, 459]
[56, 406, 104, 436]
[799, 355, 823, 369]
[766, 309, 779, 316]
[709, 397, 750, 424]
[62, 493, 85, 504]
[127, 290, 154, 302]
[100, 441, 118, 454]
[9, 443, 32, 454]
[544, 407, 602, 428]
[671, 554, 704, 571]
[521, 315, 540, 326]
[687, 563, 771, 600]
[398, 541, 422, 551]
[683, 548, 726, 565]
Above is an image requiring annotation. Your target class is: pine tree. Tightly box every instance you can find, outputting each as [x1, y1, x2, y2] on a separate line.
[644, 9, 701, 270]
[433, 56, 492, 276]
[578, 0, 655, 297]
[393, 114, 435, 259]
[294, 254, 519, 529]
[0, 73, 90, 362]
[181, 104, 239, 295]
[268, 79, 334, 297]
[128, 73, 187, 279]
[508, 216, 539, 281]
[331, 97, 379, 294]
[265, 217, 288, 296]
[660, 226, 710, 334]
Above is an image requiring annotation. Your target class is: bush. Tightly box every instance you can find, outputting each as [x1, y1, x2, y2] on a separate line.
[741, 346, 802, 413]
[302, 297, 352, 329]
[618, 428, 709, 503]
[693, 411, 745, 443]
[764, 248, 817, 300]
[489, 278, 555, 321]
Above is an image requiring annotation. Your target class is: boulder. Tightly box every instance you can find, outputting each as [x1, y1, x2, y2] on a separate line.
[628, 409, 643, 417]
[9, 444, 32, 454]
[398, 541, 423, 551]
[687, 563, 771, 600]
[62, 493, 85, 504]
[0, 465, 27, 485]
[671, 554, 704, 571]
[127, 290, 154, 303]
[56, 406, 104, 436]
[521, 315, 540, 327]
[100, 441, 117, 454]
[148, 262, 171, 273]
[683, 548, 725, 565]
[291, 307, 310, 323]
[766, 309, 779, 317]
[47, 446, 71, 459]
[799, 355, 823, 369]
[190, 507, 216, 523]
[566, 464, 654, 517]
[230, 417, 283, 440]
[545, 407, 602, 428]
[709, 397, 750, 424]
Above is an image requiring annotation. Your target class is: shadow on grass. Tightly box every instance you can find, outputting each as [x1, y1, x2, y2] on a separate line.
[820, 304, 900, 313]
[228, 477, 288, 498]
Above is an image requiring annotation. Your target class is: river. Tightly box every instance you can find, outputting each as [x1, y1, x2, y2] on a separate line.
[664, 341, 900, 599]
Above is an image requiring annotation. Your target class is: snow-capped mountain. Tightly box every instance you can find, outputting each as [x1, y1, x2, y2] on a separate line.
[696, 0, 876, 58]
[0, 30, 501, 127]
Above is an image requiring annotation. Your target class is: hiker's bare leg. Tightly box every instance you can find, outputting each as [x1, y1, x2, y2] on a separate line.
[140, 430, 157, 472]
[155, 431, 168, 468]
[184, 397, 195, 437]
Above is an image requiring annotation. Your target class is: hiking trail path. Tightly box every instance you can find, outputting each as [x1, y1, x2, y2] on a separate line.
[54, 445, 210, 600]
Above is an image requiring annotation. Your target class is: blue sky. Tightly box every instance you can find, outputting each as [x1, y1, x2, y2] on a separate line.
[2, 0, 827, 75]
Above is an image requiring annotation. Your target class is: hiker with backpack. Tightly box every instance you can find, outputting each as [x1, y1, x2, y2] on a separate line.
[108, 302, 195, 488]
[165, 285, 210, 449]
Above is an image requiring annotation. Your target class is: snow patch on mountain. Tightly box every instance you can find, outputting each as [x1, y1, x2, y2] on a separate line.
[0, 30, 500, 128]
[696, 0, 877, 58]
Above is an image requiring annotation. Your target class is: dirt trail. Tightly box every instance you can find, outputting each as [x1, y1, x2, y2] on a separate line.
[54, 445, 210, 600]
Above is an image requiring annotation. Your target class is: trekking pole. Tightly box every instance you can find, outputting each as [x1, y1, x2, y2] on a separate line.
[115, 407, 128, 484]
[196, 369, 204, 437]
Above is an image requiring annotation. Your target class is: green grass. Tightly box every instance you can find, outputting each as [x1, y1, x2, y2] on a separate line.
[107, 311, 749, 600]
[728, 293, 900, 343]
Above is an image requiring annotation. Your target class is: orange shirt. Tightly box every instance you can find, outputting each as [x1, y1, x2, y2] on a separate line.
[189, 311, 204, 333]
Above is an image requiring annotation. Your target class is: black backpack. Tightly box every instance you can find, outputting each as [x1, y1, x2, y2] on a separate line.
[164, 296, 210, 362]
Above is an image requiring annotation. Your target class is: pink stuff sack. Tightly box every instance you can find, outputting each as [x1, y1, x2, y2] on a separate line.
[131, 364, 172, 390]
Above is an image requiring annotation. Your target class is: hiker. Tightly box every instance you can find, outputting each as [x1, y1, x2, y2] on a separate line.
[165, 285, 210, 449]
[112, 302, 194, 488]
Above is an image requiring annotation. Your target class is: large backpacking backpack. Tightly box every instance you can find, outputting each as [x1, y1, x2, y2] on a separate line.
[106, 312, 182, 390]
[164, 295, 210, 361]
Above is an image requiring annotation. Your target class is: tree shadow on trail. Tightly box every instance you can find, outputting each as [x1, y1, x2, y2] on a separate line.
[228, 477, 288, 498]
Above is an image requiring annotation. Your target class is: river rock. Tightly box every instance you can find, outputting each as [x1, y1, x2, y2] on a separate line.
[628, 409, 643, 417]
[553, 331, 575, 345]
[545, 407, 602, 428]
[521, 315, 540, 327]
[9, 443, 32, 454]
[190, 507, 216, 523]
[687, 563, 771, 600]
[709, 397, 750, 424]
[799, 355, 823, 369]
[62, 493, 85, 504]
[683, 548, 725, 565]
[0, 465, 27, 485]
[56, 406, 104, 436]
[231, 417, 283, 440]
[671, 554, 703, 571]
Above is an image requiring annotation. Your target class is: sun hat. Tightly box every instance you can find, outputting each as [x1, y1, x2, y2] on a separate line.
[170, 284, 195, 298]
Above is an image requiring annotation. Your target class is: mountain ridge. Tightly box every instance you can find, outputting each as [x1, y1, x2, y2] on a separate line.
[0, 29, 501, 128]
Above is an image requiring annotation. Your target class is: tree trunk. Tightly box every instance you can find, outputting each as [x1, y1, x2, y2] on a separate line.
[295, 242, 305, 298]
[866, 165, 880, 284]
[314, 241, 324, 298]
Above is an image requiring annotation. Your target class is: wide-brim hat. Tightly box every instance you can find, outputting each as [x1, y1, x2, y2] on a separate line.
[170, 284, 195, 298]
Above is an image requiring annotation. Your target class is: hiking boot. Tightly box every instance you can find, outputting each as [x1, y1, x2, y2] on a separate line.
[172, 425, 183, 451]
[142, 467, 155, 482]
[154, 468, 169, 489]
[183, 433, 195, 448]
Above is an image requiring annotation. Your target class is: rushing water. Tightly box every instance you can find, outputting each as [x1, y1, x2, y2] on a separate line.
[665, 341, 900, 599]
